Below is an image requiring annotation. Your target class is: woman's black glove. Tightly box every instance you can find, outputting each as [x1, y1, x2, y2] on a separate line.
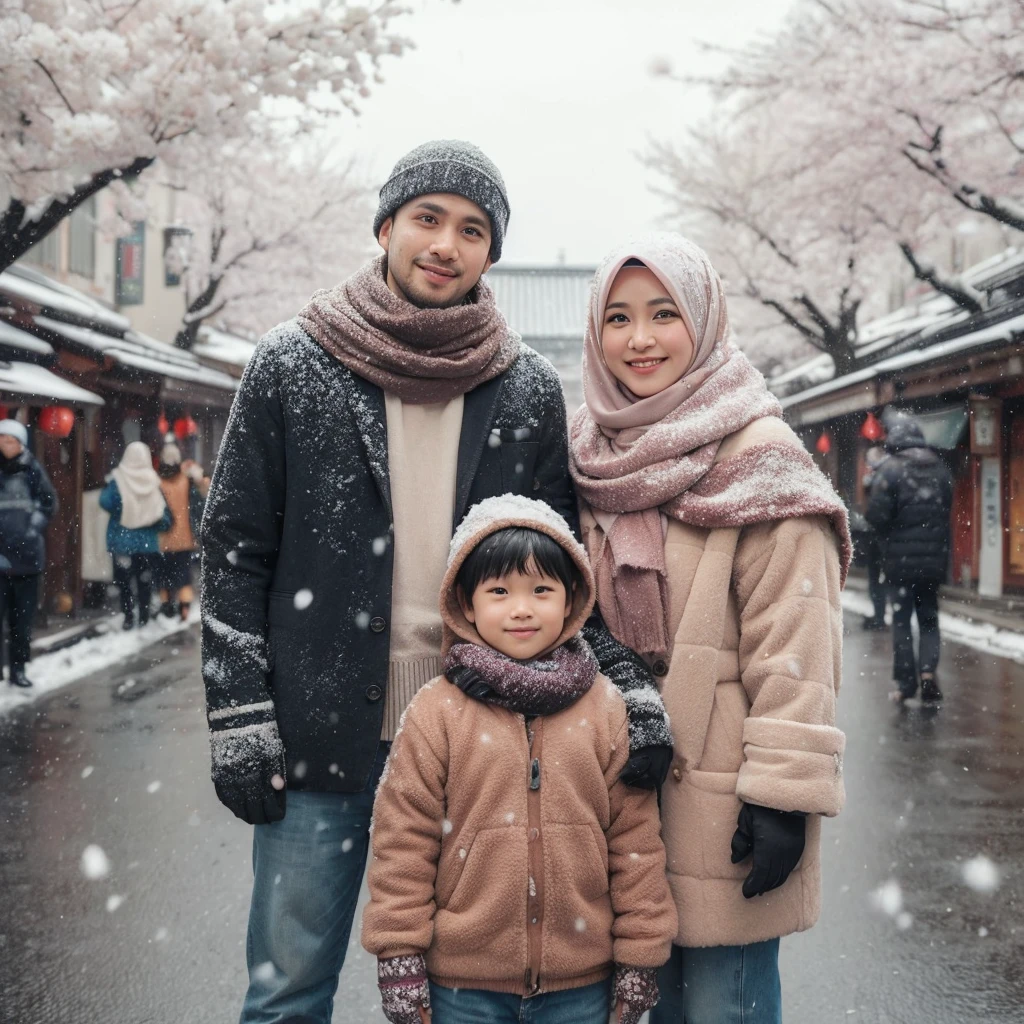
[730, 802, 806, 899]
[619, 744, 673, 789]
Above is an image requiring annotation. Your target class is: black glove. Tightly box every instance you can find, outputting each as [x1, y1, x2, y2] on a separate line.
[619, 744, 673, 789]
[210, 720, 287, 825]
[730, 802, 806, 899]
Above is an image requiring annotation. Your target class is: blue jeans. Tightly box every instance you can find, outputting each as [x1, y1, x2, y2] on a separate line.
[239, 743, 389, 1024]
[650, 939, 781, 1024]
[429, 980, 610, 1023]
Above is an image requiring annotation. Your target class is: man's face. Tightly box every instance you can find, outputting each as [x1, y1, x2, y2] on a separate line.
[0, 436, 23, 459]
[378, 193, 493, 308]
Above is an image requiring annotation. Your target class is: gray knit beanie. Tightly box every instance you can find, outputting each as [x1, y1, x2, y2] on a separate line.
[372, 140, 510, 261]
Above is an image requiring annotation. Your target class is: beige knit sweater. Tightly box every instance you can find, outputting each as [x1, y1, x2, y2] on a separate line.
[381, 393, 463, 739]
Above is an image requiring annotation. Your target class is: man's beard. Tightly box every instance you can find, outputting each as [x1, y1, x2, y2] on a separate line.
[390, 259, 477, 309]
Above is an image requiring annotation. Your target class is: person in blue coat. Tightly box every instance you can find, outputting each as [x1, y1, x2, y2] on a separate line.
[0, 419, 57, 687]
[99, 441, 172, 630]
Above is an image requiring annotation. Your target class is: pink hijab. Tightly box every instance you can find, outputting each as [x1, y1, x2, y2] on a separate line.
[570, 233, 850, 654]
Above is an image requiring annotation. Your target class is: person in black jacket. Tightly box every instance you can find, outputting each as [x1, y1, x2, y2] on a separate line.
[866, 415, 953, 703]
[0, 419, 57, 688]
[200, 140, 672, 1024]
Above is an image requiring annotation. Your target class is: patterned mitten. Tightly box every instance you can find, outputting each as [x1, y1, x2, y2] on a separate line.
[613, 964, 660, 1024]
[378, 954, 430, 1024]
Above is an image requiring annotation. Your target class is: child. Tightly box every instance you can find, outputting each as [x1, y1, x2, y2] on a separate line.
[362, 493, 677, 1024]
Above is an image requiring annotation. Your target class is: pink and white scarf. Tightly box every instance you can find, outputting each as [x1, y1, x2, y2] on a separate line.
[570, 233, 850, 654]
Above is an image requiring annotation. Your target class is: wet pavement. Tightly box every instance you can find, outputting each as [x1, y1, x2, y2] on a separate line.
[0, 614, 1021, 1024]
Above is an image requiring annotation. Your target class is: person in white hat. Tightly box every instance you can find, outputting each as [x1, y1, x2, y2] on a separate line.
[0, 419, 57, 688]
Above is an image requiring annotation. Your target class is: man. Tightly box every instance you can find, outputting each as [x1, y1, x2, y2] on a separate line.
[866, 414, 953, 704]
[0, 419, 56, 688]
[201, 140, 672, 1024]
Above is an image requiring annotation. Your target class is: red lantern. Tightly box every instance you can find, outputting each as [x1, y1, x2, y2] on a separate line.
[860, 411, 884, 442]
[815, 431, 831, 455]
[157, 412, 169, 435]
[173, 415, 198, 440]
[38, 405, 75, 438]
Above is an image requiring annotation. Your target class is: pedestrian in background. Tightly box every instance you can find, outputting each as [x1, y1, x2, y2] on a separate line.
[155, 442, 207, 622]
[570, 234, 850, 1024]
[860, 444, 889, 631]
[866, 415, 953, 703]
[0, 419, 56, 688]
[100, 441, 172, 630]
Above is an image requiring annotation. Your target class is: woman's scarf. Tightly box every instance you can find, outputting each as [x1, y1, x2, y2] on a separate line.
[111, 441, 167, 530]
[444, 635, 598, 718]
[297, 255, 520, 404]
[570, 233, 850, 654]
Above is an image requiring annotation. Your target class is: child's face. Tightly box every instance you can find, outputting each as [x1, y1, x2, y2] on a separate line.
[601, 265, 695, 397]
[462, 559, 572, 660]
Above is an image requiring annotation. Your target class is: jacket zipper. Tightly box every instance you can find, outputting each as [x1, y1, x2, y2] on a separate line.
[525, 719, 544, 995]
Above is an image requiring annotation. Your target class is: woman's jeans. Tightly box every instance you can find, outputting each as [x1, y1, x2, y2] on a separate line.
[239, 743, 389, 1024]
[650, 939, 782, 1024]
[430, 979, 610, 1024]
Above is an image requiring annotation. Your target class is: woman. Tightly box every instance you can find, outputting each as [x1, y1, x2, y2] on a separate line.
[100, 441, 172, 630]
[155, 442, 208, 621]
[569, 234, 851, 1023]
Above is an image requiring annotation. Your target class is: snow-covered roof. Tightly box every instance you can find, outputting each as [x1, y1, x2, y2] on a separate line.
[0, 320, 54, 356]
[780, 310, 1024, 410]
[30, 316, 238, 392]
[194, 325, 257, 368]
[0, 360, 104, 406]
[0, 265, 130, 334]
[485, 265, 595, 339]
[770, 245, 1024, 397]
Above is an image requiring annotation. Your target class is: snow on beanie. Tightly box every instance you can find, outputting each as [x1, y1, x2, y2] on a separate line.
[372, 140, 510, 261]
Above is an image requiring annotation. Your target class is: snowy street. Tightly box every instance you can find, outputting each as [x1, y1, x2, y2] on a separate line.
[1, 608, 1022, 1024]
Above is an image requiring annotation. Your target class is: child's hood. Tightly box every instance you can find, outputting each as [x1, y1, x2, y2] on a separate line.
[440, 493, 595, 656]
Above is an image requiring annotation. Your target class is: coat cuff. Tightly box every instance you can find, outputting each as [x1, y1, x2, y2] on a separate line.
[735, 717, 845, 816]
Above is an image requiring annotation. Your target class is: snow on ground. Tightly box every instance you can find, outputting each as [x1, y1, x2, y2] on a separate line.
[842, 590, 1024, 665]
[0, 610, 198, 717]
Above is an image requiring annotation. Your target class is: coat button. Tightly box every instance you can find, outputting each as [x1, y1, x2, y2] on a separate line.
[369, 616, 386, 633]
[366, 685, 382, 702]
[652, 659, 669, 677]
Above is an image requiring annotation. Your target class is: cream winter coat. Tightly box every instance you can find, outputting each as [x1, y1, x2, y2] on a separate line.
[581, 417, 846, 948]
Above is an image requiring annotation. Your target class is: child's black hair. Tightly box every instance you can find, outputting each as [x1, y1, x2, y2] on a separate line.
[456, 527, 581, 602]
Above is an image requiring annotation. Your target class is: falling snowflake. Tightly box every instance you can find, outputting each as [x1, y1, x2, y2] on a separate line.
[106, 895, 125, 912]
[294, 589, 313, 610]
[341, 838, 354, 853]
[147, 781, 161, 794]
[81, 845, 110, 880]
[870, 879, 903, 917]
[962, 855, 1000, 894]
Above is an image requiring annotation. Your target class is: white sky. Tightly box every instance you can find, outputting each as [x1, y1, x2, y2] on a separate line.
[343, 0, 796, 266]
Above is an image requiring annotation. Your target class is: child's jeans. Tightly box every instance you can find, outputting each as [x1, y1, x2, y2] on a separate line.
[429, 978, 610, 1023]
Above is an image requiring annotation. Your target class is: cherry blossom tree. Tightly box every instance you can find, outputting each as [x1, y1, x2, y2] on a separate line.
[0, 0, 416, 270]
[648, 0, 1022, 373]
[166, 135, 373, 349]
[687, 0, 1022, 311]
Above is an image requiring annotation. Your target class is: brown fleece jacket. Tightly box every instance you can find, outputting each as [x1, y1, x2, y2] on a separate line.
[361, 494, 677, 995]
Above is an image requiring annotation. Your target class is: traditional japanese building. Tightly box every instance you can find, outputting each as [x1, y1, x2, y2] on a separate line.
[771, 248, 1024, 598]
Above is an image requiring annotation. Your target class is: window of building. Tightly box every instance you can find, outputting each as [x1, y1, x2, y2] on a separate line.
[22, 228, 60, 270]
[69, 196, 96, 278]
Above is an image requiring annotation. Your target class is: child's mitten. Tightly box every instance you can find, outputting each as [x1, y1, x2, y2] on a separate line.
[613, 964, 660, 1024]
[378, 954, 430, 1024]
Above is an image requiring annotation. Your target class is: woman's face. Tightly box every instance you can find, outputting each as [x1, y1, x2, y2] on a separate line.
[600, 266, 694, 397]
